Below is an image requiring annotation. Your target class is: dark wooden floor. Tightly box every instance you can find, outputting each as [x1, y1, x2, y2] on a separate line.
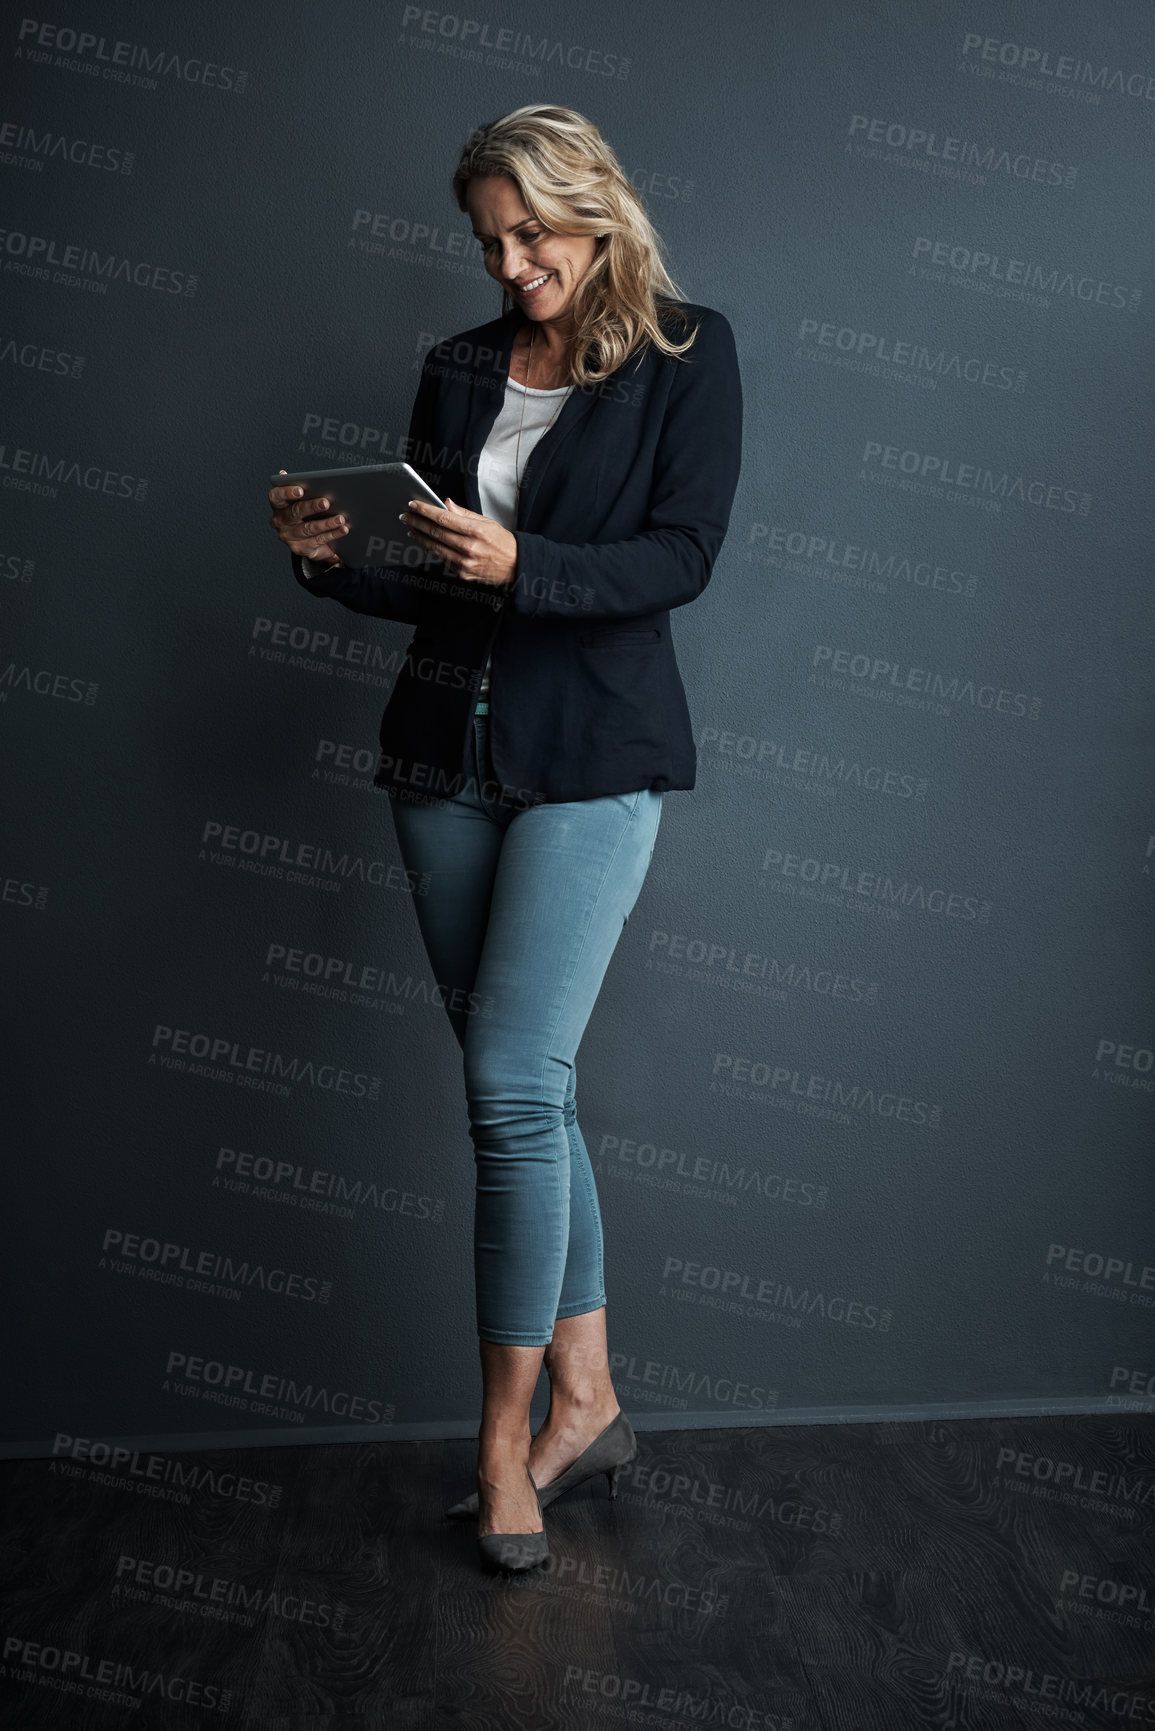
[1, 1411, 1152, 1729]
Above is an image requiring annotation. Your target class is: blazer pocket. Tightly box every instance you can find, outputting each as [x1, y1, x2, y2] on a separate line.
[579, 626, 661, 647]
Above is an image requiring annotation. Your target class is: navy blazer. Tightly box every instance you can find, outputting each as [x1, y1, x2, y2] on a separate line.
[290, 298, 743, 807]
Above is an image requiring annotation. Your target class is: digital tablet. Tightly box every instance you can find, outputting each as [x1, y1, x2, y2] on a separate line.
[269, 461, 448, 570]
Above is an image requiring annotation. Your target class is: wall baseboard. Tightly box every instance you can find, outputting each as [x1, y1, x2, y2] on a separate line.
[6, 1392, 1148, 1462]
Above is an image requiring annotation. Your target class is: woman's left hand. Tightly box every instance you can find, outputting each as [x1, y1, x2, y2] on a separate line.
[400, 498, 517, 589]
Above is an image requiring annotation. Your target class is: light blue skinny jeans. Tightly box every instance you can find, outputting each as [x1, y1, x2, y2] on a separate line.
[388, 705, 663, 1346]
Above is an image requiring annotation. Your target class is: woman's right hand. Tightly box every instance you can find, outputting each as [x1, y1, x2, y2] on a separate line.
[268, 470, 349, 566]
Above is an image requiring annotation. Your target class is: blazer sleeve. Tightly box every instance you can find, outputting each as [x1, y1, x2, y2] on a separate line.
[507, 307, 743, 623]
[289, 352, 450, 625]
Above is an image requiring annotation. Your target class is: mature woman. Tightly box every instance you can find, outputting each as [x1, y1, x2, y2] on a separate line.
[268, 104, 742, 1572]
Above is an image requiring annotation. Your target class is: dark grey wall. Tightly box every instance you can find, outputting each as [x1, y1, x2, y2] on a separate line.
[4, 0, 1153, 1458]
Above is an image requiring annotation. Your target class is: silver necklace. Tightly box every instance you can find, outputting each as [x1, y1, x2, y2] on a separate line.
[513, 323, 570, 518]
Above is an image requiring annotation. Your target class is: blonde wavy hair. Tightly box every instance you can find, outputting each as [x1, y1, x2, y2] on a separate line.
[451, 104, 698, 386]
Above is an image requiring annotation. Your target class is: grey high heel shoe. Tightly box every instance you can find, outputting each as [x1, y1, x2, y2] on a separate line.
[476, 1466, 549, 1573]
[450, 1410, 636, 1520]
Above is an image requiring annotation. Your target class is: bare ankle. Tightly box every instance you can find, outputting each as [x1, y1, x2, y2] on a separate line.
[478, 1430, 529, 1456]
[541, 1320, 619, 1421]
[543, 1382, 618, 1419]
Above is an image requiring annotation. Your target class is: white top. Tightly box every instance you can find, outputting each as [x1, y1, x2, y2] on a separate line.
[302, 374, 573, 705]
[474, 376, 572, 699]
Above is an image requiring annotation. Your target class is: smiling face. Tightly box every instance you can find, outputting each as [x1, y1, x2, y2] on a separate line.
[466, 174, 598, 333]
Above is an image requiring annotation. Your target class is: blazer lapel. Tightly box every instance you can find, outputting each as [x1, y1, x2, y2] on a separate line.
[457, 309, 518, 514]
[514, 373, 598, 529]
